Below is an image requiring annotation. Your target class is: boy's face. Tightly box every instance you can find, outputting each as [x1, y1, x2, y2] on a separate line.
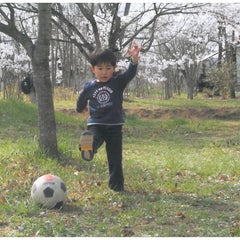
[90, 63, 116, 82]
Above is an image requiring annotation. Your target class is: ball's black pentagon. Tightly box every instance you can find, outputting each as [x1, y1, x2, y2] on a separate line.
[61, 182, 67, 192]
[53, 201, 64, 209]
[43, 187, 54, 198]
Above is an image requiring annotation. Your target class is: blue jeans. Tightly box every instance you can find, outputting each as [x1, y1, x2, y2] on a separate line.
[87, 125, 124, 192]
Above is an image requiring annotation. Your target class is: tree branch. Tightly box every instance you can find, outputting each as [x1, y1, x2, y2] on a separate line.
[76, 3, 101, 49]
[51, 4, 94, 52]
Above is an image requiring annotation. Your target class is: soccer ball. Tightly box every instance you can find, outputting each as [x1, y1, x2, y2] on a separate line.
[31, 174, 67, 209]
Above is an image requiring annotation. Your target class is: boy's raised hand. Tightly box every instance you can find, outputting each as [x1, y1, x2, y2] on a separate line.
[128, 42, 142, 63]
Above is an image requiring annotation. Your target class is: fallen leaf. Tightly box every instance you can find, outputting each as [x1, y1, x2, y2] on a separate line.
[175, 212, 186, 219]
[0, 197, 5, 204]
[121, 226, 135, 237]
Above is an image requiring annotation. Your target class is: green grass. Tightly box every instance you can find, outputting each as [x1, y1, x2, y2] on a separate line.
[0, 97, 240, 237]
[122, 93, 240, 108]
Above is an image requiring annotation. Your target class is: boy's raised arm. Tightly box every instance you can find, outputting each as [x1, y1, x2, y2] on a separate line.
[127, 42, 142, 63]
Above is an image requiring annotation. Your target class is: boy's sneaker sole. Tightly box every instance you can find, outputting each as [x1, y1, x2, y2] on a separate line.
[79, 130, 94, 161]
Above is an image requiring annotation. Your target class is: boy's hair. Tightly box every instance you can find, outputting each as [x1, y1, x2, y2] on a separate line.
[89, 48, 117, 66]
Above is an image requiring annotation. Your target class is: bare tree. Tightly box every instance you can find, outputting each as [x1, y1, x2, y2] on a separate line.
[49, 3, 205, 57]
[0, 3, 58, 158]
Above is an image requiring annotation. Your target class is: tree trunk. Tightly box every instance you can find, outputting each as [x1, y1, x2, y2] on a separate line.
[0, 3, 58, 158]
[32, 3, 58, 158]
[164, 80, 171, 100]
[187, 82, 194, 100]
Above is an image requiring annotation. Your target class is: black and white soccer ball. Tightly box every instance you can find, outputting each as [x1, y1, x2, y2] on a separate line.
[31, 174, 67, 209]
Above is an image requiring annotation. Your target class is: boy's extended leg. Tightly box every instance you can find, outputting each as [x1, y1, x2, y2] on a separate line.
[79, 126, 104, 161]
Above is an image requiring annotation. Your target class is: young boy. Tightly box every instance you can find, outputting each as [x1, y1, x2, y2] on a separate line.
[76, 42, 141, 192]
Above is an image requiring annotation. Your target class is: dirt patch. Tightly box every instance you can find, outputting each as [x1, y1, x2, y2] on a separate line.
[124, 107, 240, 120]
[57, 107, 240, 121]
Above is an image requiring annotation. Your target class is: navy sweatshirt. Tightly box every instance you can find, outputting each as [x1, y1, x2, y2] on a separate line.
[76, 62, 138, 126]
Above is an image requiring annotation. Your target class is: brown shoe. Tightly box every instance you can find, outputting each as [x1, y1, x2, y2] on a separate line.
[79, 130, 94, 161]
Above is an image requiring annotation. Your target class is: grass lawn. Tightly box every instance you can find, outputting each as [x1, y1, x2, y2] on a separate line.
[0, 94, 240, 237]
